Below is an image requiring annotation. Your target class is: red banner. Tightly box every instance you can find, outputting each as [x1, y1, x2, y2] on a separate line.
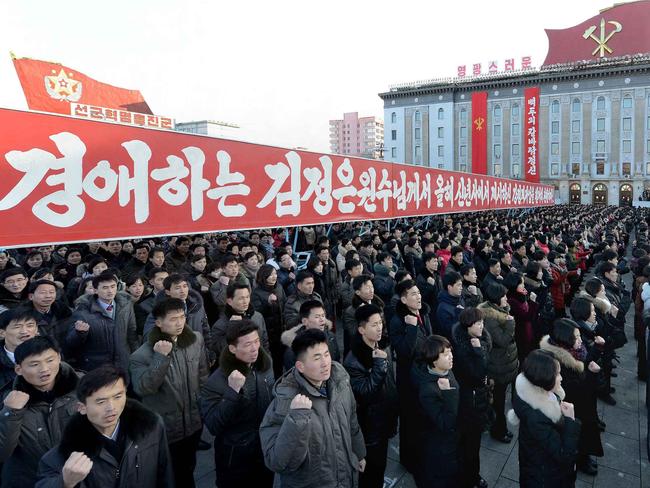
[524, 87, 540, 183]
[12, 57, 152, 115]
[0, 108, 554, 248]
[471, 91, 488, 175]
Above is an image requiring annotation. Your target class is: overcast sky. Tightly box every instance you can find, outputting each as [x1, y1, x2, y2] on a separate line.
[0, 0, 617, 152]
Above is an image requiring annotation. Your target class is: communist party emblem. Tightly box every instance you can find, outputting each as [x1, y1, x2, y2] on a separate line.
[474, 116, 485, 131]
[583, 18, 623, 57]
[44, 68, 82, 102]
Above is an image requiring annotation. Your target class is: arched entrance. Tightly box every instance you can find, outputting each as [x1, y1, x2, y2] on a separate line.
[592, 183, 608, 205]
[569, 183, 581, 204]
[619, 183, 633, 206]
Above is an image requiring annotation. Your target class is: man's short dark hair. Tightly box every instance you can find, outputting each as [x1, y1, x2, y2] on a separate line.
[92, 271, 118, 289]
[600, 261, 616, 275]
[163, 273, 188, 291]
[14, 336, 60, 365]
[460, 263, 475, 277]
[28, 279, 57, 295]
[150, 246, 165, 257]
[601, 249, 618, 263]
[377, 252, 390, 264]
[226, 282, 250, 299]
[77, 364, 128, 403]
[345, 259, 362, 271]
[355, 304, 382, 326]
[147, 267, 168, 280]
[584, 277, 604, 297]
[423, 252, 437, 264]
[394, 270, 411, 283]
[0, 307, 39, 330]
[299, 299, 325, 320]
[484, 283, 507, 304]
[176, 236, 191, 246]
[152, 298, 186, 320]
[291, 328, 328, 361]
[443, 271, 462, 290]
[352, 274, 372, 291]
[395, 279, 416, 298]
[459, 307, 483, 328]
[416, 334, 451, 366]
[295, 270, 314, 285]
[134, 242, 150, 252]
[225, 319, 259, 346]
[221, 253, 239, 267]
[450, 245, 463, 256]
[523, 350, 559, 391]
[488, 258, 500, 269]
[1, 267, 28, 282]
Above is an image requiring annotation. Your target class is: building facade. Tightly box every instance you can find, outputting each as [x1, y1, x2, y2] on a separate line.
[379, 2, 650, 205]
[329, 112, 384, 159]
[175, 120, 244, 140]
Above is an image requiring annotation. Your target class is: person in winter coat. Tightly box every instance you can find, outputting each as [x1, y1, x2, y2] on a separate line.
[435, 271, 465, 340]
[539, 319, 603, 476]
[472, 240, 491, 282]
[0, 336, 80, 488]
[549, 251, 577, 318]
[281, 300, 341, 371]
[252, 264, 287, 378]
[283, 270, 326, 329]
[25, 279, 72, 345]
[524, 261, 553, 340]
[66, 272, 138, 373]
[410, 334, 460, 488]
[0, 308, 39, 397]
[342, 275, 385, 357]
[0, 267, 30, 312]
[508, 350, 581, 488]
[341, 259, 364, 310]
[452, 308, 493, 488]
[259, 329, 367, 488]
[344, 304, 398, 488]
[372, 252, 397, 305]
[209, 254, 251, 317]
[315, 246, 341, 323]
[388, 279, 432, 472]
[36, 365, 174, 488]
[199, 320, 274, 488]
[129, 298, 209, 488]
[478, 282, 518, 443]
[504, 272, 539, 363]
[416, 253, 443, 327]
[461, 263, 484, 308]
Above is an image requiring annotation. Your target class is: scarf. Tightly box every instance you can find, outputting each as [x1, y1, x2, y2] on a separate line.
[549, 337, 587, 362]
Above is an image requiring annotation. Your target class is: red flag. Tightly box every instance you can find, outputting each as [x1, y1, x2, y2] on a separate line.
[12, 56, 152, 115]
[524, 87, 540, 183]
[471, 92, 488, 175]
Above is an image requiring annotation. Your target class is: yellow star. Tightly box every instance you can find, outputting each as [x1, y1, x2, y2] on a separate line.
[45, 68, 80, 98]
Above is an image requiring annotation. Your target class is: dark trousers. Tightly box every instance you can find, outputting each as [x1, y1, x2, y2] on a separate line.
[458, 427, 482, 488]
[360, 439, 389, 488]
[491, 382, 511, 437]
[169, 429, 202, 488]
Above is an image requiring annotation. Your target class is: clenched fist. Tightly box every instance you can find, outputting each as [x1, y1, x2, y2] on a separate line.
[227, 370, 246, 393]
[290, 394, 312, 410]
[404, 315, 418, 327]
[437, 378, 451, 390]
[588, 361, 601, 373]
[62, 451, 93, 488]
[153, 340, 173, 356]
[594, 336, 605, 346]
[74, 320, 90, 332]
[470, 338, 481, 348]
[3, 390, 30, 410]
[372, 348, 388, 359]
[560, 401, 575, 420]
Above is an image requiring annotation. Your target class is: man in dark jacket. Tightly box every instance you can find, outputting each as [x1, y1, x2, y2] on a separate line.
[316, 246, 341, 323]
[388, 279, 432, 472]
[436, 271, 465, 340]
[344, 304, 398, 488]
[342, 275, 385, 357]
[283, 270, 325, 329]
[0, 268, 29, 313]
[415, 253, 443, 328]
[66, 271, 138, 373]
[200, 320, 274, 488]
[0, 308, 39, 397]
[130, 297, 208, 488]
[35, 365, 173, 488]
[481, 258, 503, 294]
[0, 336, 79, 488]
[25, 279, 72, 345]
[372, 252, 396, 305]
[259, 329, 366, 487]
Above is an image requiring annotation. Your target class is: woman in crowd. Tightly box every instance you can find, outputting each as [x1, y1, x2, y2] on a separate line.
[504, 272, 539, 363]
[252, 264, 286, 378]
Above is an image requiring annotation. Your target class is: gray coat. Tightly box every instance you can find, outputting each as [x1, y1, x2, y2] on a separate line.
[0, 363, 80, 488]
[209, 273, 251, 316]
[283, 290, 323, 329]
[142, 288, 210, 340]
[477, 301, 519, 385]
[35, 399, 174, 488]
[259, 362, 366, 488]
[129, 325, 209, 443]
[210, 304, 270, 359]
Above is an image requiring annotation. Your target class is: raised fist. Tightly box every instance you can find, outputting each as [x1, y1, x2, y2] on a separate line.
[3, 390, 30, 410]
[594, 336, 605, 346]
[227, 370, 247, 393]
[467, 285, 478, 295]
[470, 337, 481, 348]
[588, 361, 601, 373]
[74, 321, 90, 332]
[62, 451, 93, 488]
[437, 378, 451, 390]
[372, 348, 388, 359]
[268, 293, 277, 303]
[153, 340, 173, 356]
[219, 275, 230, 286]
[560, 401, 575, 420]
[404, 315, 418, 326]
[290, 394, 312, 410]
[529, 292, 537, 303]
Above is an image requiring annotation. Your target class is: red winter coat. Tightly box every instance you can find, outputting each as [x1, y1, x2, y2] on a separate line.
[507, 291, 539, 362]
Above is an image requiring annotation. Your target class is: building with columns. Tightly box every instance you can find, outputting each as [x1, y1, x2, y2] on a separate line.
[379, 1, 650, 205]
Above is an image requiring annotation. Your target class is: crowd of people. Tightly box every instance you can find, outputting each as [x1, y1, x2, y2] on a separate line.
[0, 204, 648, 488]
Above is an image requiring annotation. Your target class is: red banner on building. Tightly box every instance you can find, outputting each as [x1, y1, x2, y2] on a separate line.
[0, 108, 554, 248]
[12, 56, 152, 115]
[524, 87, 540, 183]
[471, 91, 488, 175]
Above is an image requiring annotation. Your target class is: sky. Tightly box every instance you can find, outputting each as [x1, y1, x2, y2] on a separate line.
[0, 0, 621, 152]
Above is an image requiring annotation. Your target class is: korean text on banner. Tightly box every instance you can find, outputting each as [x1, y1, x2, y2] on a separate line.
[524, 87, 540, 183]
[471, 91, 488, 175]
[0, 108, 555, 248]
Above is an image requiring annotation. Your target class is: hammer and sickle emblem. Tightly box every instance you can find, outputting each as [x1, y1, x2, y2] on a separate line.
[474, 117, 484, 131]
[583, 18, 623, 57]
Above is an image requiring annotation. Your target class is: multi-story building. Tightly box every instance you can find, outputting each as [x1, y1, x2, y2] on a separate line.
[175, 120, 244, 140]
[379, 1, 650, 205]
[329, 112, 384, 159]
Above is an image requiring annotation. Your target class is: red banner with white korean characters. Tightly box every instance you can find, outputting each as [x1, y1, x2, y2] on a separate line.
[524, 87, 540, 183]
[0, 108, 554, 248]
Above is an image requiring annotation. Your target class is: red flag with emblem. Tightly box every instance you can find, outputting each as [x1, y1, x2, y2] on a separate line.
[471, 91, 488, 175]
[12, 56, 152, 115]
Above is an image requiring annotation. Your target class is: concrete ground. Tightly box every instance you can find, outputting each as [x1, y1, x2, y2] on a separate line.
[194, 259, 649, 488]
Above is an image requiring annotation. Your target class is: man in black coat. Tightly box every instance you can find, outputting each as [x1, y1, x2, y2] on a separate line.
[0, 308, 39, 397]
[344, 304, 398, 488]
[0, 268, 29, 313]
[199, 320, 274, 488]
[36, 365, 173, 488]
[25, 279, 72, 345]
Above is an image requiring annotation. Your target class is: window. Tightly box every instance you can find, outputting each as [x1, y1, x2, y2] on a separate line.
[647, 162, 650, 174]
[512, 124, 520, 136]
[622, 96, 633, 109]
[512, 164, 520, 177]
[512, 104, 520, 117]
[647, 139, 650, 154]
[494, 125, 501, 137]
[391, 130, 397, 141]
[597, 118, 605, 131]
[391, 147, 397, 158]
[494, 105, 502, 118]
[460, 108, 467, 123]
[572, 142, 581, 154]
[572, 163, 581, 175]
[623, 139, 631, 153]
[460, 164, 467, 172]
[414, 111, 421, 123]
[596, 162, 605, 175]
[551, 121, 559, 134]
[551, 143, 559, 155]
[597, 140, 605, 152]
[512, 144, 520, 156]
[623, 117, 632, 131]
[622, 163, 631, 175]
[596, 96, 605, 110]
[572, 120, 580, 133]
[460, 145, 467, 157]
[391, 112, 397, 123]
[572, 98, 581, 113]
[415, 145, 421, 158]
[551, 163, 560, 175]
[551, 100, 560, 114]
[437, 145, 444, 157]
[494, 144, 501, 158]
[414, 128, 421, 140]
[437, 127, 444, 138]
[438, 108, 444, 120]
[460, 127, 467, 138]
[493, 163, 502, 176]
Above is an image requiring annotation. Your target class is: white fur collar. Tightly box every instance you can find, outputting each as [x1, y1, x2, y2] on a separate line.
[539, 335, 584, 373]
[507, 373, 564, 426]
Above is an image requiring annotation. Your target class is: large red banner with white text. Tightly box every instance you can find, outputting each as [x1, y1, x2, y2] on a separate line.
[0, 108, 554, 248]
[524, 87, 540, 183]
[471, 92, 488, 175]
